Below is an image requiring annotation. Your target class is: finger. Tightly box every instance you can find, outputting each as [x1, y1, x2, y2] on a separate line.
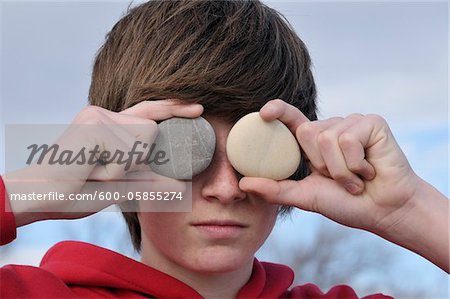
[239, 175, 360, 215]
[240, 177, 302, 206]
[72, 106, 158, 150]
[240, 176, 324, 211]
[84, 118, 155, 180]
[316, 117, 366, 194]
[52, 121, 138, 182]
[339, 127, 376, 181]
[120, 100, 204, 121]
[240, 175, 372, 230]
[295, 117, 344, 177]
[100, 113, 159, 165]
[86, 127, 136, 181]
[259, 99, 310, 134]
[97, 111, 159, 148]
[318, 113, 375, 182]
[71, 109, 160, 179]
[102, 112, 158, 142]
[319, 135, 364, 194]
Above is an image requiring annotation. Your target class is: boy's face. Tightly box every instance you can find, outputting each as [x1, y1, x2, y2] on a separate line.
[138, 116, 279, 274]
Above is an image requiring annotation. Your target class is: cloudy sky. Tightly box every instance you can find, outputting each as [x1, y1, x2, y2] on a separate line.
[0, 1, 448, 297]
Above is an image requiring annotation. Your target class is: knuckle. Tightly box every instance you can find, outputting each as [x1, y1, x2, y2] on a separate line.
[148, 119, 158, 129]
[76, 106, 106, 123]
[329, 116, 344, 122]
[346, 113, 364, 121]
[332, 170, 352, 183]
[346, 160, 362, 172]
[366, 113, 387, 125]
[338, 132, 355, 148]
[142, 121, 158, 140]
[81, 105, 104, 117]
[317, 131, 334, 146]
[141, 119, 157, 128]
[271, 98, 286, 106]
[315, 162, 328, 175]
[297, 122, 316, 141]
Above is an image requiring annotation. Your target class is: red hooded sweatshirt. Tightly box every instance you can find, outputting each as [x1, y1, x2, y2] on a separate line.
[0, 177, 392, 298]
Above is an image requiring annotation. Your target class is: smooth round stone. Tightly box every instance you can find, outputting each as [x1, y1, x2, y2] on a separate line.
[226, 112, 301, 180]
[150, 117, 216, 180]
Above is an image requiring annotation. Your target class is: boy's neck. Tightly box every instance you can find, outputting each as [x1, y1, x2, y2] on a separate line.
[172, 263, 253, 299]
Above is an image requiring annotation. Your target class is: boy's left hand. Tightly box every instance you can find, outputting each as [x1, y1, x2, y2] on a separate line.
[240, 99, 449, 273]
[239, 99, 421, 235]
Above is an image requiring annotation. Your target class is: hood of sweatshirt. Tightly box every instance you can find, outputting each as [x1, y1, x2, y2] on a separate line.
[39, 241, 294, 298]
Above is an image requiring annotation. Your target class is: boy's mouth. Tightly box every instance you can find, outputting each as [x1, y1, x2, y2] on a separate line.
[191, 220, 248, 239]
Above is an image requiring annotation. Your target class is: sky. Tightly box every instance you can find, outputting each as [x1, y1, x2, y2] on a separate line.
[0, 1, 448, 297]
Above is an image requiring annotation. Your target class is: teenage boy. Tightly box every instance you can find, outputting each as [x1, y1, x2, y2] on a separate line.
[1, 1, 448, 298]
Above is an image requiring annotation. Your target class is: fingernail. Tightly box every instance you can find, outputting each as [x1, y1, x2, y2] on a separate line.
[260, 106, 278, 121]
[345, 182, 362, 194]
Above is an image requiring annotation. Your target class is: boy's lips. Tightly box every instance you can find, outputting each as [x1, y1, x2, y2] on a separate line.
[191, 220, 248, 227]
[191, 220, 248, 239]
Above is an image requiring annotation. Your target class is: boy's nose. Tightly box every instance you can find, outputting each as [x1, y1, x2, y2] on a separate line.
[200, 153, 246, 204]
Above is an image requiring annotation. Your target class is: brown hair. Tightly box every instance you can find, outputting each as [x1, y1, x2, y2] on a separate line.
[88, 0, 317, 251]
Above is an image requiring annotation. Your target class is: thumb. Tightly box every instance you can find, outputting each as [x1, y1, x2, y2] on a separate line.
[239, 175, 352, 214]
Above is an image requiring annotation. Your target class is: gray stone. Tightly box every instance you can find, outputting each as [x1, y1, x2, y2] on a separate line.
[150, 117, 216, 180]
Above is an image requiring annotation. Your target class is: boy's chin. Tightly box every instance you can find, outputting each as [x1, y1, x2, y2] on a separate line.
[183, 247, 254, 274]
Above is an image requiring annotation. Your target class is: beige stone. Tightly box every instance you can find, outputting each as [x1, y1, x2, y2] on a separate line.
[226, 112, 301, 180]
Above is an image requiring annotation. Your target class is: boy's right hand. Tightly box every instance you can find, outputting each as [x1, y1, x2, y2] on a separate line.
[3, 100, 203, 227]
